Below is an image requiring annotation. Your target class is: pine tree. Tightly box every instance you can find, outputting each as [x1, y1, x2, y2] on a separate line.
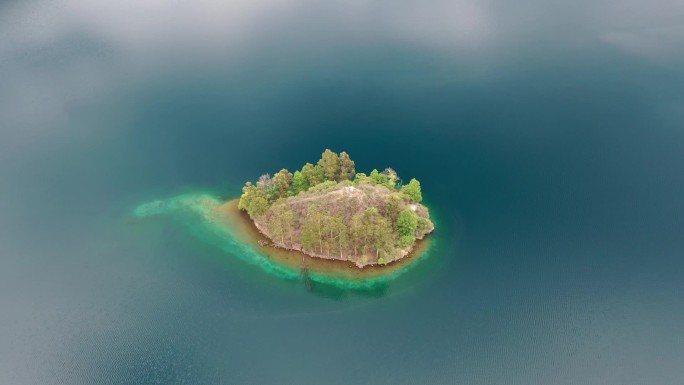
[300, 223, 318, 252]
[248, 196, 269, 218]
[282, 208, 295, 246]
[358, 209, 378, 257]
[317, 149, 340, 181]
[382, 168, 398, 189]
[335, 218, 349, 259]
[257, 174, 273, 192]
[272, 169, 293, 198]
[301, 163, 324, 187]
[353, 173, 370, 185]
[238, 182, 255, 212]
[384, 193, 402, 226]
[396, 208, 418, 237]
[338, 151, 356, 181]
[269, 202, 295, 246]
[268, 210, 284, 245]
[399, 234, 415, 248]
[292, 170, 309, 194]
[320, 215, 334, 256]
[370, 169, 388, 185]
[372, 216, 393, 260]
[301, 205, 325, 254]
[401, 178, 423, 203]
[349, 213, 365, 256]
[238, 182, 269, 218]
[416, 217, 433, 238]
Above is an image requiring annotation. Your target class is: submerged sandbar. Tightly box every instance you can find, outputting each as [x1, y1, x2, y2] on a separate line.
[217, 199, 431, 280]
[133, 192, 434, 288]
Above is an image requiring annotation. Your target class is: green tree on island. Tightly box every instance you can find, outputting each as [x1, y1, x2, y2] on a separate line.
[273, 169, 293, 198]
[338, 151, 356, 180]
[301, 162, 324, 187]
[291, 170, 308, 194]
[317, 149, 340, 181]
[384, 193, 403, 226]
[396, 208, 418, 247]
[402, 178, 422, 203]
[369, 169, 387, 185]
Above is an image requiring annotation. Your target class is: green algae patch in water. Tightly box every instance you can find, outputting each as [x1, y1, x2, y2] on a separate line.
[132, 193, 433, 290]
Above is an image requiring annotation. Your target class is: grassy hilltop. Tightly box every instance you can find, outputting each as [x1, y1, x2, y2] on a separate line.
[238, 150, 434, 267]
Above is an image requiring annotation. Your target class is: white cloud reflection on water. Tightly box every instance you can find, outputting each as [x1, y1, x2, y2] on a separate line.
[1, 0, 683, 145]
[2, 0, 683, 56]
[0, 0, 496, 140]
[0, 0, 684, 134]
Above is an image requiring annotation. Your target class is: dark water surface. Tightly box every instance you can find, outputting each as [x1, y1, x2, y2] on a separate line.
[2, 1, 684, 384]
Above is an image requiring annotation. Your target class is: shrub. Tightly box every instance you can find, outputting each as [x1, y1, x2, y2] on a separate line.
[308, 180, 338, 194]
[396, 208, 418, 237]
[416, 217, 433, 238]
[401, 178, 422, 203]
[399, 235, 415, 248]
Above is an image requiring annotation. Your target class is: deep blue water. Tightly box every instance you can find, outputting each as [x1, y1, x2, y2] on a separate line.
[1, 1, 684, 384]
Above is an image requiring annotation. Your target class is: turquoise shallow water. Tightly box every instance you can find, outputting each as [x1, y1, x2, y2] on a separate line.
[133, 194, 302, 283]
[132, 193, 435, 290]
[2, 1, 684, 384]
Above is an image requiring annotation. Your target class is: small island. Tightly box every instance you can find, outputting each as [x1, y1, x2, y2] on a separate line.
[237, 150, 434, 268]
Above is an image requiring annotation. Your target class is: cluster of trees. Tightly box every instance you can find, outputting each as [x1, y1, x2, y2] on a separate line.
[239, 149, 424, 218]
[239, 149, 358, 217]
[263, 202, 407, 264]
[300, 206, 395, 263]
[238, 149, 431, 264]
[352, 169, 422, 203]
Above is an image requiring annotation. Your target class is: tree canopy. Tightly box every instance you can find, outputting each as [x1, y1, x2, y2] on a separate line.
[272, 169, 293, 198]
[338, 151, 356, 181]
[317, 149, 341, 182]
[401, 178, 423, 203]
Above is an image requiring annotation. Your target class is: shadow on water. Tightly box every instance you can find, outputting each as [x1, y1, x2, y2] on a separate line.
[304, 274, 389, 300]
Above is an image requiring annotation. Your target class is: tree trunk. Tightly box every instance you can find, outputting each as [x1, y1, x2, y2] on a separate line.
[318, 222, 323, 254]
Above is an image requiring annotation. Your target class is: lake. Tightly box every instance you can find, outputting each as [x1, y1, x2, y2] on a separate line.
[1, 1, 683, 384]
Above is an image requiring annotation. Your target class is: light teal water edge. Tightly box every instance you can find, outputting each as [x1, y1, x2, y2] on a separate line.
[132, 192, 435, 290]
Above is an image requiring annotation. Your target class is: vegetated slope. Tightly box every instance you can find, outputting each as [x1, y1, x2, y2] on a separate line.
[238, 149, 434, 267]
